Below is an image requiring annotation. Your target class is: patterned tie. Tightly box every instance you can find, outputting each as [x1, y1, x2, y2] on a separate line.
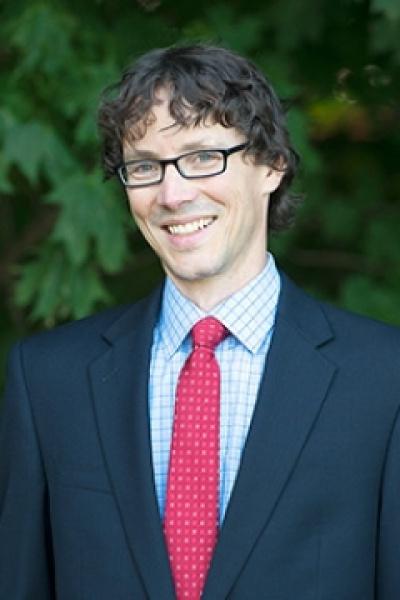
[164, 316, 228, 600]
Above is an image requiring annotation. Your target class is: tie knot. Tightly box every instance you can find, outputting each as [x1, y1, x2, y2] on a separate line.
[191, 316, 228, 350]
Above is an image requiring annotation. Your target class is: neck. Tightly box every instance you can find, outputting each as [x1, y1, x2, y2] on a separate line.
[167, 255, 269, 311]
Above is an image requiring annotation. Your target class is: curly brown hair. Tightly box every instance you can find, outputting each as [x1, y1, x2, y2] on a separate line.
[98, 44, 301, 232]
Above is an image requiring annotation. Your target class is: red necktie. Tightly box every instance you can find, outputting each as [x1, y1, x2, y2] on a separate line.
[164, 316, 228, 600]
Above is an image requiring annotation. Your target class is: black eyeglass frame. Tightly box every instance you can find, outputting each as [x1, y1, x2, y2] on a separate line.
[117, 142, 248, 188]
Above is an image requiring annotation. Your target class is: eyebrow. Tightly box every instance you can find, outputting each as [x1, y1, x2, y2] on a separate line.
[125, 139, 224, 160]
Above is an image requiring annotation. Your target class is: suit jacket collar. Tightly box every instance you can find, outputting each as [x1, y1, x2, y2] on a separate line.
[89, 273, 337, 599]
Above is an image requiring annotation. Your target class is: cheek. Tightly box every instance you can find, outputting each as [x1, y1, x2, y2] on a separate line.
[127, 192, 150, 222]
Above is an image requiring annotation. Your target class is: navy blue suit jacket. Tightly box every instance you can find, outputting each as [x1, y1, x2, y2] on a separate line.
[1, 273, 400, 599]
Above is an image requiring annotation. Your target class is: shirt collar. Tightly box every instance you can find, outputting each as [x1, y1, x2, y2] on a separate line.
[158, 253, 281, 357]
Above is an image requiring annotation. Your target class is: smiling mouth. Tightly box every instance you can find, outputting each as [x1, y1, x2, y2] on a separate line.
[165, 217, 215, 235]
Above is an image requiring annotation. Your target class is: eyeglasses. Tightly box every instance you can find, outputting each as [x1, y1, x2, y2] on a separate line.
[117, 142, 248, 188]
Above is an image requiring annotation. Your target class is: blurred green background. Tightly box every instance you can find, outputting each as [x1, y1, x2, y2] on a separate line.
[1, 0, 399, 395]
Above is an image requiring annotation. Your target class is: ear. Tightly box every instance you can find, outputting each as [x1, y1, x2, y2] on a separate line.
[263, 163, 285, 195]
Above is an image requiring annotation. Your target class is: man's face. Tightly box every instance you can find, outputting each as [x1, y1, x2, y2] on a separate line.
[124, 89, 283, 304]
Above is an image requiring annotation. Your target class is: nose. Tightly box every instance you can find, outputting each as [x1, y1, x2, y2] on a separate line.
[156, 164, 198, 210]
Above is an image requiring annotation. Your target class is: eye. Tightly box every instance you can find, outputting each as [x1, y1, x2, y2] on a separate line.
[133, 161, 157, 173]
[193, 150, 221, 163]
[126, 160, 160, 179]
[181, 150, 223, 172]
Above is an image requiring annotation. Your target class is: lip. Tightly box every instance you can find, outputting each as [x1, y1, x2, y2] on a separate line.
[162, 216, 217, 250]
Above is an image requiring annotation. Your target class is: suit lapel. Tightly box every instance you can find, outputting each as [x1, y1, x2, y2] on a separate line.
[89, 286, 175, 600]
[203, 275, 337, 599]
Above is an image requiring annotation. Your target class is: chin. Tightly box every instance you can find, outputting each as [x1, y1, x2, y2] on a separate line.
[164, 260, 222, 284]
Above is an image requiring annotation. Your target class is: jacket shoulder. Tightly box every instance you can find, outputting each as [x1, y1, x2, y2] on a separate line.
[279, 272, 400, 360]
[319, 298, 400, 344]
[14, 283, 162, 363]
[20, 304, 132, 352]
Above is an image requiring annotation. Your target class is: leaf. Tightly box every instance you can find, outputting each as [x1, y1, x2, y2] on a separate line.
[65, 61, 120, 145]
[182, 6, 264, 53]
[3, 122, 77, 184]
[92, 191, 130, 273]
[68, 264, 111, 319]
[15, 247, 67, 321]
[48, 171, 128, 272]
[264, 0, 325, 51]
[0, 155, 13, 193]
[14, 259, 46, 307]
[15, 244, 112, 322]
[8, 4, 76, 77]
[286, 108, 322, 174]
[370, 18, 400, 59]
[207, 6, 264, 52]
[255, 55, 300, 99]
[371, 0, 400, 20]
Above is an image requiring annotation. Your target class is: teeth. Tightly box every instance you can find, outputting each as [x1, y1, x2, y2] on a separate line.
[167, 217, 214, 235]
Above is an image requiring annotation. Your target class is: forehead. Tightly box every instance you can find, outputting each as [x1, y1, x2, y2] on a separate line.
[123, 89, 244, 155]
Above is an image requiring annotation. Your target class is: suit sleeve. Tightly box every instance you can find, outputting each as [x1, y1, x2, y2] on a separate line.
[0, 342, 55, 599]
[376, 405, 400, 600]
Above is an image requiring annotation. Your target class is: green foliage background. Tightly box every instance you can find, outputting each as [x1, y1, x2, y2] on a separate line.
[1, 0, 399, 393]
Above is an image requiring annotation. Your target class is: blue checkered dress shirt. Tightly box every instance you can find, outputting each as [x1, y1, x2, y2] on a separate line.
[149, 253, 281, 524]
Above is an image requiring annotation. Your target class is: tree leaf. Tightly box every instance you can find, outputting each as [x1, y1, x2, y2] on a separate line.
[48, 171, 128, 271]
[68, 264, 111, 319]
[15, 246, 66, 321]
[3, 122, 76, 184]
[8, 3, 76, 77]
[371, 0, 400, 21]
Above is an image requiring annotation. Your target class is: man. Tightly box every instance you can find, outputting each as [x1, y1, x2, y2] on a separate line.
[1, 45, 399, 600]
